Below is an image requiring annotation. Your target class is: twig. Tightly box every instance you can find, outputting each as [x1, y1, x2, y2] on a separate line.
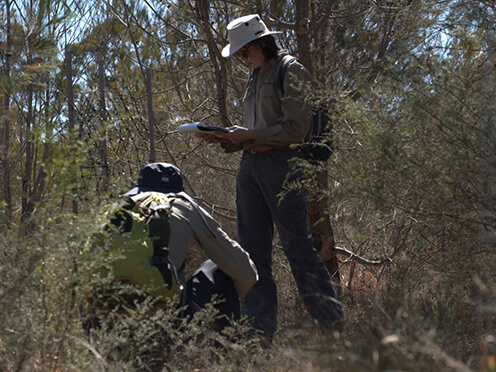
[335, 246, 392, 266]
[68, 335, 109, 372]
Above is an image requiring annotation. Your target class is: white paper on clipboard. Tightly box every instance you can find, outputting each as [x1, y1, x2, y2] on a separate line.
[177, 122, 229, 134]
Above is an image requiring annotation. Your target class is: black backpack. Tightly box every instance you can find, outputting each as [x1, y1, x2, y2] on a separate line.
[275, 56, 333, 163]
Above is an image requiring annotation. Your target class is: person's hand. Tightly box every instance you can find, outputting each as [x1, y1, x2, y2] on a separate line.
[223, 126, 255, 145]
[197, 126, 254, 145]
[196, 133, 230, 144]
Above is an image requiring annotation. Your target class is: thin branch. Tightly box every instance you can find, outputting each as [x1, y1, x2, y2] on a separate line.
[335, 246, 393, 266]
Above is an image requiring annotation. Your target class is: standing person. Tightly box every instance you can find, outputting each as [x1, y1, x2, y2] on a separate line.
[88, 162, 258, 331]
[198, 14, 344, 338]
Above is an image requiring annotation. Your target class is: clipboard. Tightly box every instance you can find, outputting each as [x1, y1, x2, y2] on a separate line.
[177, 122, 229, 134]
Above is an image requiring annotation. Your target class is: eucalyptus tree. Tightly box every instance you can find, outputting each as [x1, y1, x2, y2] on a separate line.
[170, 0, 447, 282]
[1, 0, 13, 224]
[177, 1, 494, 291]
[71, 1, 495, 306]
[257, 1, 458, 284]
[65, 0, 166, 196]
[0, 0, 82, 227]
[296, 0, 496, 336]
[396, 1, 496, 334]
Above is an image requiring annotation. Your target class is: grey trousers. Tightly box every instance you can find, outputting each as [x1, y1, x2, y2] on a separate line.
[236, 149, 343, 335]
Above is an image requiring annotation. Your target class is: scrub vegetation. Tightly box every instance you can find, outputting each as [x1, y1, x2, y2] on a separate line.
[0, 0, 494, 370]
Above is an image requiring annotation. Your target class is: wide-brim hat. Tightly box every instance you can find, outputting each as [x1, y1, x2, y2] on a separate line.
[124, 162, 184, 196]
[221, 14, 281, 57]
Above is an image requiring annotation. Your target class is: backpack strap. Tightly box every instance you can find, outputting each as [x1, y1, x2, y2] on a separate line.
[275, 55, 299, 99]
[147, 203, 178, 290]
[129, 193, 171, 254]
[147, 203, 171, 255]
[130, 193, 178, 291]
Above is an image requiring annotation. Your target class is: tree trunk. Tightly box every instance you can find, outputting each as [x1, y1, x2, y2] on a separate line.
[146, 68, 156, 163]
[194, 0, 230, 127]
[30, 89, 51, 208]
[99, 57, 109, 193]
[295, 0, 312, 72]
[1, 0, 12, 224]
[294, 0, 341, 285]
[21, 87, 34, 223]
[66, 49, 78, 215]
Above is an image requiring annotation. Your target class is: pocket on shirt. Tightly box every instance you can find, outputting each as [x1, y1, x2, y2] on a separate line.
[260, 82, 277, 98]
[260, 83, 281, 122]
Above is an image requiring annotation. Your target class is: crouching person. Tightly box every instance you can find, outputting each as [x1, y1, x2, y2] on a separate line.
[83, 162, 258, 332]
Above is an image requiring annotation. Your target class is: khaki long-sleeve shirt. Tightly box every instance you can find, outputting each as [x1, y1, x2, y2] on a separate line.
[245, 54, 313, 150]
[167, 192, 258, 297]
[224, 53, 313, 153]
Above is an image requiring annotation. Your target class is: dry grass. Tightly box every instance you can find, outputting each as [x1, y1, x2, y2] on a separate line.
[0, 203, 494, 372]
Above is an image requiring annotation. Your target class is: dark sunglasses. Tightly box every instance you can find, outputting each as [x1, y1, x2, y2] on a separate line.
[235, 42, 255, 59]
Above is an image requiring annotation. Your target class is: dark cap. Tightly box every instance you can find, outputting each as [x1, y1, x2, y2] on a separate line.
[124, 163, 183, 196]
